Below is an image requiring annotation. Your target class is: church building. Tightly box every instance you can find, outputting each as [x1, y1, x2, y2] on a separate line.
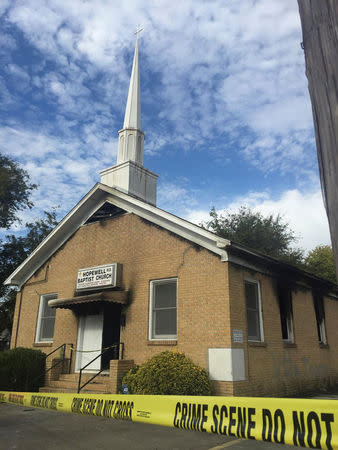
[6, 37, 338, 397]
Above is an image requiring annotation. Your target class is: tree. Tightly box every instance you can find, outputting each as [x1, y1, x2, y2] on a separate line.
[202, 206, 304, 264]
[304, 245, 336, 283]
[0, 152, 58, 343]
[0, 210, 58, 339]
[0, 153, 37, 229]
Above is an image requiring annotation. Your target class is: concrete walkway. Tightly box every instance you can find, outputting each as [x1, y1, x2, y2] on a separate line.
[0, 403, 298, 450]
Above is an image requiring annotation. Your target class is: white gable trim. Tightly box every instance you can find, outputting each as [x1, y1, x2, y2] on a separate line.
[101, 191, 229, 258]
[5, 183, 229, 289]
[5, 184, 106, 289]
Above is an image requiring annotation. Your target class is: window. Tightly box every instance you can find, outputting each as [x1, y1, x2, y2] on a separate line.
[313, 291, 327, 344]
[277, 284, 294, 342]
[244, 279, 264, 342]
[35, 293, 57, 343]
[149, 279, 177, 340]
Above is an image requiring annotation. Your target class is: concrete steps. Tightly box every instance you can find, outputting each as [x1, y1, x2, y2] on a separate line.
[40, 373, 111, 394]
[40, 386, 111, 394]
[40, 386, 79, 393]
[58, 373, 109, 382]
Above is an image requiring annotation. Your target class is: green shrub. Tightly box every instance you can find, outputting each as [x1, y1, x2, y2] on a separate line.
[121, 351, 213, 395]
[118, 365, 139, 394]
[0, 347, 46, 392]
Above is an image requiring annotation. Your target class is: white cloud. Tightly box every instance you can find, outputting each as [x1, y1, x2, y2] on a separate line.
[0, 0, 11, 15]
[241, 129, 317, 176]
[185, 188, 331, 252]
[0, 127, 61, 158]
[4, 0, 314, 175]
[0, 124, 117, 225]
[158, 179, 199, 215]
[6, 64, 30, 83]
[248, 97, 313, 134]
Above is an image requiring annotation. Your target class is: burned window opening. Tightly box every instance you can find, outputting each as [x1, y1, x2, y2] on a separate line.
[277, 284, 294, 343]
[85, 202, 126, 224]
[312, 291, 327, 344]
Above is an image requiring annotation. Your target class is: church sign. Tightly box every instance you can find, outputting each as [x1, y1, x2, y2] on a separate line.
[76, 263, 117, 291]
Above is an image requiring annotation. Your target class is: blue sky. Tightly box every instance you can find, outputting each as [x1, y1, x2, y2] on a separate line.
[0, 0, 331, 252]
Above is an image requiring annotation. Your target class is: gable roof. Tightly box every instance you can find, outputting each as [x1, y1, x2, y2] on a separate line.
[4, 183, 230, 289]
[5, 182, 338, 295]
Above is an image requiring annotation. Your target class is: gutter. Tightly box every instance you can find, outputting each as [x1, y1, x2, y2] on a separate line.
[223, 241, 338, 296]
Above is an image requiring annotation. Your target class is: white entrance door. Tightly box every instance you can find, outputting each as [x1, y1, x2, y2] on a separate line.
[75, 313, 104, 371]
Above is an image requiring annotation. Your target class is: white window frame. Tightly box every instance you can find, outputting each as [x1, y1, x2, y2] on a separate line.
[149, 278, 177, 341]
[244, 278, 264, 342]
[35, 293, 57, 343]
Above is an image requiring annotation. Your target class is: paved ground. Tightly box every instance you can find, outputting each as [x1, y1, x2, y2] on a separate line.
[0, 403, 298, 450]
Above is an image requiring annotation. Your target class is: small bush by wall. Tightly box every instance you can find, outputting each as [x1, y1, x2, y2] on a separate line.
[121, 351, 213, 395]
[0, 347, 46, 392]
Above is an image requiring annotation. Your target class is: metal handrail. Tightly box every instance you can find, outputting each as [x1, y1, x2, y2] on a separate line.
[45, 343, 73, 375]
[77, 342, 123, 393]
[45, 343, 67, 358]
[32, 343, 72, 388]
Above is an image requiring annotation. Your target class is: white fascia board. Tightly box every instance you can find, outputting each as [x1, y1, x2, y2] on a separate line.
[4, 184, 107, 289]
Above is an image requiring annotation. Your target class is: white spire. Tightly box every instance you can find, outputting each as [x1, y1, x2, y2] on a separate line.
[100, 30, 158, 206]
[123, 36, 141, 129]
[117, 31, 144, 165]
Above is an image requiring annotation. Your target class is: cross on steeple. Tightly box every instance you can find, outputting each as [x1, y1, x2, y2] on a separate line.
[135, 26, 143, 39]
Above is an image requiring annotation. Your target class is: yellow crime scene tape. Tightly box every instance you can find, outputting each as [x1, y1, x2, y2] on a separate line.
[0, 391, 337, 449]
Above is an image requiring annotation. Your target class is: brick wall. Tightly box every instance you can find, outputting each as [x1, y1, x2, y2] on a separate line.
[227, 263, 338, 397]
[11, 212, 230, 379]
[10, 211, 338, 397]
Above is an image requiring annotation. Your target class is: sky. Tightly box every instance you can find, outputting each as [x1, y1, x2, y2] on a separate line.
[0, 0, 331, 253]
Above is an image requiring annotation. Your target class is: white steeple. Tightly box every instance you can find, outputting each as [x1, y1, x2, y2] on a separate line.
[117, 33, 145, 165]
[123, 37, 141, 130]
[100, 32, 158, 206]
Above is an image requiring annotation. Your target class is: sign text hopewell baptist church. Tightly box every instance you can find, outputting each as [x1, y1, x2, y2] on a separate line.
[76, 263, 117, 291]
